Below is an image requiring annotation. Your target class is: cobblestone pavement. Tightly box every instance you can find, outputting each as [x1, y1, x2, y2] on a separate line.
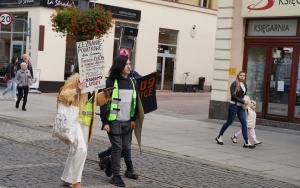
[0, 115, 299, 188]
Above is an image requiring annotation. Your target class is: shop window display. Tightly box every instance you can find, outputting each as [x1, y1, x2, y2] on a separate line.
[246, 47, 267, 113]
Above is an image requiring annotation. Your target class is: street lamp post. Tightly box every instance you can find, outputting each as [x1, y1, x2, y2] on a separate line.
[73, 0, 89, 70]
[78, 0, 89, 10]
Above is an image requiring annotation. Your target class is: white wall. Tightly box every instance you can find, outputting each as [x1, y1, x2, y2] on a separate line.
[98, 0, 217, 86]
[5, 0, 217, 88]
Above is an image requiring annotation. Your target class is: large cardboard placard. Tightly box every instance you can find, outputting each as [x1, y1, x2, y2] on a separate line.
[76, 39, 106, 93]
[136, 72, 157, 114]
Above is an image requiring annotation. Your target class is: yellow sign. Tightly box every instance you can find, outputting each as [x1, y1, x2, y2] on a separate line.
[229, 68, 236, 75]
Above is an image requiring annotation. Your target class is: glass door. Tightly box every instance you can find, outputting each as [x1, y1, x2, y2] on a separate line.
[10, 41, 25, 60]
[156, 54, 175, 90]
[266, 47, 292, 117]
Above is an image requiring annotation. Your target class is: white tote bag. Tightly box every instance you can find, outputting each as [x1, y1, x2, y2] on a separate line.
[53, 103, 79, 143]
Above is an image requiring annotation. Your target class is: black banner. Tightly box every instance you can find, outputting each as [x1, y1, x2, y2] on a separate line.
[136, 72, 157, 114]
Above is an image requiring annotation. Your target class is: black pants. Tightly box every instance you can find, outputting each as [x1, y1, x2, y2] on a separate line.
[17, 86, 29, 109]
[108, 120, 132, 176]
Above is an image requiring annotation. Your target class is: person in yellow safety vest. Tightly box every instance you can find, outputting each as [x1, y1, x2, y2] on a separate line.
[98, 69, 141, 180]
[100, 54, 138, 187]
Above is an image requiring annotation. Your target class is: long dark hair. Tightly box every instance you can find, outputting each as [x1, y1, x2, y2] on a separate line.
[11, 57, 17, 64]
[109, 55, 129, 78]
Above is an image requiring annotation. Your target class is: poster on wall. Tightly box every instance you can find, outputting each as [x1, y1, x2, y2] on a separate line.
[76, 39, 106, 93]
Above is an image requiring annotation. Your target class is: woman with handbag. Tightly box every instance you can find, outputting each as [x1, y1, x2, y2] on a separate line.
[58, 66, 112, 188]
[0, 57, 18, 101]
[15, 62, 31, 111]
[215, 70, 255, 148]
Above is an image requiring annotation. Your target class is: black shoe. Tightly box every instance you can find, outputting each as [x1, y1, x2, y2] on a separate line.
[125, 161, 138, 179]
[22, 108, 26, 111]
[98, 155, 108, 170]
[231, 135, 237, 143]
[243, 140, 255, 149]
[125, 168, 138, 179]
[110, 175, 125, 187]
[105, 156, 112, 177]
[15, 102, 19, 109]
[215, 136, 223, 145]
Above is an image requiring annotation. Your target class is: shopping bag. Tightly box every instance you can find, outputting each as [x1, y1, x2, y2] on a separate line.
[3, 74, 9, 83]
[52, 103, 79, 143]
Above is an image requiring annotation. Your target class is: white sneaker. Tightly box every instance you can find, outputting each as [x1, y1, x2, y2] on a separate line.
[12, 97, 17, 101]
[254, 140, 262, 145]
[0, 93, 3, 100]
[231, 135, 237, 143]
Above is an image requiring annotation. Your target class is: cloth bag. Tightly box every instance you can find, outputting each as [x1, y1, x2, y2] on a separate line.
[3, 74, 9, 83]
[52, 103, 79, 143]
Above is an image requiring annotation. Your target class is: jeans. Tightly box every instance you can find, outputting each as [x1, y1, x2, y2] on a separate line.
[108, 120, 132, 176]
[2, 78, 17, 98]
[219, 103, 248, 141]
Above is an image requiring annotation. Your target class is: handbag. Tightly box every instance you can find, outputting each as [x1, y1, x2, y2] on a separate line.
[52, 101, 79, 143]
[242, 95, 250, 110]
[28, 78, 33, 86]
[3, 74, 9, 83]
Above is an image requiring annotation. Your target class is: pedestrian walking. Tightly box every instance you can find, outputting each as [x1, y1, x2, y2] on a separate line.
[0, 57, 18, 101]
[58, 66, 112, 188]
[231, 100, 262, 145]
[215, 70, 255, 148]
[19, 54, 34, 79]
[15, 62, 32, 111]
[98, 68, 142, 180]
[100, 53, 139, 187]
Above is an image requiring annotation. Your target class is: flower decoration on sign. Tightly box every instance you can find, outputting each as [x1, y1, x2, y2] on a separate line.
[50, 6, 114, 41]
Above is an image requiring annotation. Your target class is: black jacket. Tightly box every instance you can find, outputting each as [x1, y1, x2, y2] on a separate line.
[6, 63, 17, 79]
[230, 81, 247, 104]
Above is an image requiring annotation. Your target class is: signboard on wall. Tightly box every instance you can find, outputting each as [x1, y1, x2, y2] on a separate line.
[247, 20, 297, 37]
[242, 0, 300, 17]
[76, 39, 106, 93]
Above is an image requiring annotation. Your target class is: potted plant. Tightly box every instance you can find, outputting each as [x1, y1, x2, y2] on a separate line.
[50, 5, 114, 41]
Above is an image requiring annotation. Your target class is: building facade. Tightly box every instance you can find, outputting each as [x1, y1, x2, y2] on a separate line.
[0, 0, 218, 93]
[210, 0, 300, 129]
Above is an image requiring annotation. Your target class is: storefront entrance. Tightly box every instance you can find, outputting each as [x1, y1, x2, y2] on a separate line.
[245, 44, 300, 123]
[156, 54, 175, 90]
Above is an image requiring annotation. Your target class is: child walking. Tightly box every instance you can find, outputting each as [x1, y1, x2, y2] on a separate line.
[231, 100, 262, 145]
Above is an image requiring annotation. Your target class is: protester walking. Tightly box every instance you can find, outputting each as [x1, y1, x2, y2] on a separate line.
[0, 57, 18, 101]
[100, 53, 139, 187]
[15, 62, 32, 111]
[98, 68, 142, 180]
[231, 99, 262, 145]
[58, 66, 112, 188]
[215, 70, 255, 148]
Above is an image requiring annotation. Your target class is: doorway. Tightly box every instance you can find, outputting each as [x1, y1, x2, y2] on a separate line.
[156, 54, 176, 90]
[245, 45, 299, 122]
[11, 41, 25, 60]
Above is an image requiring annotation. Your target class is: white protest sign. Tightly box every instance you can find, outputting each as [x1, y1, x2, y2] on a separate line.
[76, 39, 105, 93]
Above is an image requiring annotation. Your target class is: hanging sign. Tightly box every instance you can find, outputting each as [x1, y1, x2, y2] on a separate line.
[0, 13, 13, 26]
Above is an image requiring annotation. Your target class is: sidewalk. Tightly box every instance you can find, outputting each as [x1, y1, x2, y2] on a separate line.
[0, 90, 300, 186]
